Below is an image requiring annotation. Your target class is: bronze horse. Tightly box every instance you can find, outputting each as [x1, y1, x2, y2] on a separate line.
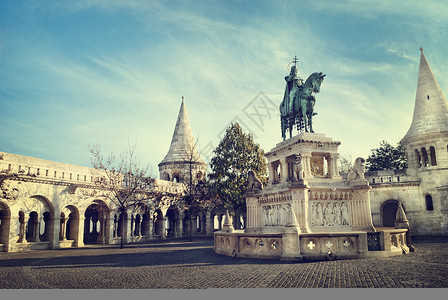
[279, 72, 325, 140]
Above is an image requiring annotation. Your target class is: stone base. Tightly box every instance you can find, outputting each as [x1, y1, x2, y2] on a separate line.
[214, 228, 410, 261]
[59, 240, 75, 248]
[12, 242, 51, 252]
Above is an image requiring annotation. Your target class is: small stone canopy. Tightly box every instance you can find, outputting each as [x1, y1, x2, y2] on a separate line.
[221, 210, 234, 233]
[395, 202, 409, 228]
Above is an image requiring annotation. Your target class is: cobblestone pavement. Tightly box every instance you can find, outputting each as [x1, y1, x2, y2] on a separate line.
[0, 237, 447, 289]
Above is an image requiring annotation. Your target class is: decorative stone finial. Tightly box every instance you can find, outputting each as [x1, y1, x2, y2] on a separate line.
[395, 202, 409, 229]
[420, 47, 424, 53]
[222, 210, 234, 233]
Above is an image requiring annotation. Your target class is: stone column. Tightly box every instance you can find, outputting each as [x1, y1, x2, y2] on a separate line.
[148, 211, 154, 240]
[129, 215, 134, 237]
[302, 153, 312, 178]
[48, 216, 59, 249]
[205, 212, 212, 236]
[126, 213, 132, 242]
[332, 153, 340, 176]
[217, 215, 223, 231]
[269, 162, 277, 184]
[17, 213, 26, 243]
[280, 157, 289, 183]
[97, 216, 105, 244]
[162, 217, 167, 239]
[108, 212, 116, 244]
[3, 214, 16, 252]
[59, 215, 66, 241]
[77, 216, 85, 247]
[177, 213, 184, 238]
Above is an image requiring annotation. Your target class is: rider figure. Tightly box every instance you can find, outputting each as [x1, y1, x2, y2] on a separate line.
[283, 64, 303, 113]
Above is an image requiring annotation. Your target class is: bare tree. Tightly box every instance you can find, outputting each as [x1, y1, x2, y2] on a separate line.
[179, 138, 217, 240]
[89, 142, 166, 248]
[338, 152, 353, 176]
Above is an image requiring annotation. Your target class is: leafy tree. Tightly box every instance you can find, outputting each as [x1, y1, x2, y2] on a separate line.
[366, 140, 407, 171]
[209, 122, 267, 224]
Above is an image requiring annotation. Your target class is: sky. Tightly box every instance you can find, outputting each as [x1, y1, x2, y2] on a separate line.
[1, 0, 447, 177]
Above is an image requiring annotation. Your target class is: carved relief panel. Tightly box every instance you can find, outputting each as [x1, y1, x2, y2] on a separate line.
[310, 156, 324, 176]
[310, 201, 350, 227]
[261, 204, 290, 226]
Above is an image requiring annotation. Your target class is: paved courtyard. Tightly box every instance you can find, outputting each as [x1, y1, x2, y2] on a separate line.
[0, 236, 447, 289]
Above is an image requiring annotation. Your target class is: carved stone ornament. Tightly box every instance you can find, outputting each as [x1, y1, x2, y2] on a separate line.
[247, 170, 263, 191]
[293, 154, 304, 180]
[347, 157, 368, 186]
[310, 201, 350, 227]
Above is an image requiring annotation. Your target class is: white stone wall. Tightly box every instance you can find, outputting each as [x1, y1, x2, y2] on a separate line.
[0, 151, 190, 252]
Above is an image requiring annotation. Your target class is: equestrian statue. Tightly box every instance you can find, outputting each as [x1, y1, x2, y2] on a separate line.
[279, 56, 326, 140]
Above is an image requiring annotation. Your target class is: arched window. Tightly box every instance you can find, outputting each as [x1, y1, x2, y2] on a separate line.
[425, 194, 434, 211]
[421, 148, 428, 167]
[162, 172, 170, 181]
[173, 173, 180, 183]
[414, 149, 421, 167]
[429, 146, 437, 166]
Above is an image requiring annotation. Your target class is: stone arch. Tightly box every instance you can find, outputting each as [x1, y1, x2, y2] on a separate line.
[116, 213, 125, 238]
[130, 204, 148, 238]
[141, 209, 151, 237]
[0, 201, 11, 251]
[172, 173, 180, 183]
[21, 195, 55, 244]
[162, 172, 170, 181]
[133, 214, 141, 236]
[26, 211, 39, 242]
[83, 200, 110, 245]
[166, 206, 179, 238]
[196, 209, 207, 233]
[153, 209, 164, 236]
[380, 200, 405, 227]
[211, 205, 226, 232]
[64, 205, 80, 243]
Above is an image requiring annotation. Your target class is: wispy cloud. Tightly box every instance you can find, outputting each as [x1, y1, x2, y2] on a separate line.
[1, 0, 447, 170]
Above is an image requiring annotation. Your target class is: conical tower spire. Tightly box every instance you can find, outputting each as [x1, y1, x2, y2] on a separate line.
[402, 48, 448, 141]
[159, 97, 204, 166]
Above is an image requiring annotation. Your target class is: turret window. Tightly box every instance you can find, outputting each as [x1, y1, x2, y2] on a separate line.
[429, 146, 437, 166]
[425, 194, 434, 211]
[427, 95, 430, 100]
[421, 147, 428, 167]
[414, 149, 421, 168]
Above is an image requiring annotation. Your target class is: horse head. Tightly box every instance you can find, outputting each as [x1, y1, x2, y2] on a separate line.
[305, 72, 326, 93]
